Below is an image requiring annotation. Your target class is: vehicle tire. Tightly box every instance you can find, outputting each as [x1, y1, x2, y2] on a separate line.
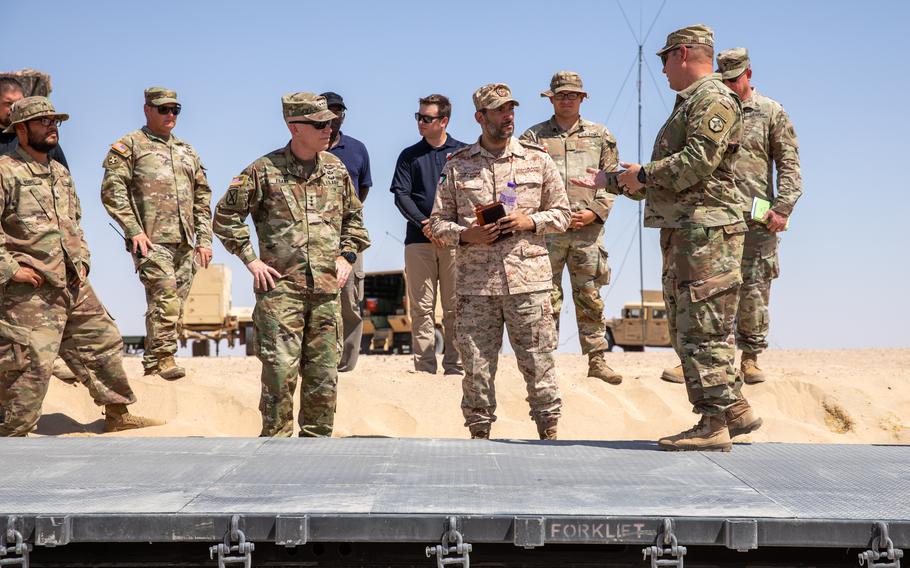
[434, 327, 445, 355]
[623, 345, 645, 352]
[191, 340, 211, 357]
[603, 330, 615, 352]
[360, 335, 372, 355]
[244, 325, 256, 357]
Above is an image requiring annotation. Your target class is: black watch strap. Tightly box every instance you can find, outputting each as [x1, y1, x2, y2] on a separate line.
[637, 167, 647, 184]
[341, 251, 357, 264]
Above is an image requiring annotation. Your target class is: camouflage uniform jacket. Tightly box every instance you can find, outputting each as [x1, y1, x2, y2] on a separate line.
[101, 126, 212, 247]
[639, 73, 744, 228]
[520, 116, 617, 222]
[212, 144, 370, 293]
[736, 88, 802, 216]
[429, 137, 570, 296]
[0, 147, 90, 287]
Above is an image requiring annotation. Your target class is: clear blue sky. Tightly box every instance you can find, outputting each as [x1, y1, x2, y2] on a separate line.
[7, 0, 909, 351]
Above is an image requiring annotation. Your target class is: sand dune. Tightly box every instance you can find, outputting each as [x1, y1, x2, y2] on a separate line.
[36, 349, 910, 444]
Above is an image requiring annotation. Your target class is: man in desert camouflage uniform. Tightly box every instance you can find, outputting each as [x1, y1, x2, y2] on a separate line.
[101, 87, 212, 381]
[213, 93, 369, 437]
[521, 71, 622, 385]
[430, 83, 570, 441]
[0, 97, 162, 436]
[574, 25, 762, 451]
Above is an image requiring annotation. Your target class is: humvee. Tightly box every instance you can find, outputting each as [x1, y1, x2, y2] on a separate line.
[603, 289, 671, 351]
[361, 270, 445, 355]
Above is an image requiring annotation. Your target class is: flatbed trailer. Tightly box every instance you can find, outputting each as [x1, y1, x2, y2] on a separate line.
[1, 438, 907, 567]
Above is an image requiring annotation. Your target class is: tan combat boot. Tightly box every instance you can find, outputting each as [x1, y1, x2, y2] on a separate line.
[469, 424, 490, 440]
[588, 352, 622, 385]
[157, 356, 186, 381]
[658, 414, 732, 452]
[725, 398, 763, 438]
[741, 352, 766, 384]
[104, 404, 165, 433]
[660, 364, 684, 384]
[52, 358, 77, 384]
[536, 420, 558, 441]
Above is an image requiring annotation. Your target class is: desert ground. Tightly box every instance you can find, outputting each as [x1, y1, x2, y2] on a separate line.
[33, 348, 909, 444]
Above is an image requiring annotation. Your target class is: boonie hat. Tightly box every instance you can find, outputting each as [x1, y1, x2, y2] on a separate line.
[3, 96, 69, 134]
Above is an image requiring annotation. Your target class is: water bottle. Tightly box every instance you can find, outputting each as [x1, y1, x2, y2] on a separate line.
[499, 182, 518, 212]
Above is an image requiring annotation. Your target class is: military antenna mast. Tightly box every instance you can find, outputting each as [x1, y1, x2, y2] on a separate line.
[615, 0, 667, 345]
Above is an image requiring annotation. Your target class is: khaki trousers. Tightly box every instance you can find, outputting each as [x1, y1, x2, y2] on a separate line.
[404, 243, 461, 374]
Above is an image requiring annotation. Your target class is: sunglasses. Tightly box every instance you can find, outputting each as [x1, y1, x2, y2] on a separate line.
[660, 46, 682, 66]
[155, 105, 181, 116]
[31, 117, 62, 128]
[415, 113, 442, 124]
[554, 92, 581, 101]
[289, 120, 331, 130]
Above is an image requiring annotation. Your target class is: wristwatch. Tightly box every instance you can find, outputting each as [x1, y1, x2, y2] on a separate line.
[637, 167, 647, 184]
[340, 251, 357, 264]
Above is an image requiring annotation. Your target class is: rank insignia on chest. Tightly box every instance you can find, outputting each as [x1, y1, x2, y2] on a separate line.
[708, 115, 726, 133]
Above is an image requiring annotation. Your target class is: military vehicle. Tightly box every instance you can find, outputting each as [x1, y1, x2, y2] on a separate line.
[361, 270, 445, 355]
[604, 289, 671, 351]
[0, 68, 52, 97]
[179, 264, 255, 356]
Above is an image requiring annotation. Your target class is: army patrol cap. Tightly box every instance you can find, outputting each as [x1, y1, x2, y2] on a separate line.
[656, 24, 714, 56]
[717, 47, 750, 80]
[282, 92, 337, 121]
[3, 96, 69, 133]
[473, 83, 520, 111]
[144, 87, 179, 106]
[541, 71, 587, 98]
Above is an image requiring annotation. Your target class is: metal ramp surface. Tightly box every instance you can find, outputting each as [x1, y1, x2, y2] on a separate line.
[0, 438, 907, 559]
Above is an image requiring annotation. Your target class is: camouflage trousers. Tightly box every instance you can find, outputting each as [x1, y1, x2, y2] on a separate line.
[661, 224, 745, 416]
[546, 223, 611, 354]
[134, 242, 196, 373]
[456, 291, 561, 429]
[0, 280, 136, 437]
[736, 221, 780, 354]
[253, 280, 341, 437]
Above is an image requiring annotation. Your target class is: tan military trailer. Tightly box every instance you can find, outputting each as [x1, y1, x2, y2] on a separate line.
[179, 264, 255, 356]
[604, 290, 671, 351]
[361, 270, 445, 355]
[0, 68, 52, 97]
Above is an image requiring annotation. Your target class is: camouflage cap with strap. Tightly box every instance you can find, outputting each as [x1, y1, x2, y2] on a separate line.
[472, 83, 520, 111]
[2, 96, 69, 133]
[540, 71, 587, 98]
[282, 92, 337, 121]
[144, 87, 179, 106]
[656, 23, 714, 56]
[716, 47, 750, 80]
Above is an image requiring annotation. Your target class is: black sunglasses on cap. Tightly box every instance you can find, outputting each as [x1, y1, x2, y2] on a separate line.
[155, 105, 181, 116]
[289, 120, 331, 130]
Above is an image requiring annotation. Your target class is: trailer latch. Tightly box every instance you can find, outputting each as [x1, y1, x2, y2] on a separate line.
[642, 518, 686, 568]
[0, 521, 31, 568]
[209, 515, 254, 568]
[425, 516, 472, 568]
[859, 522, 903, 568]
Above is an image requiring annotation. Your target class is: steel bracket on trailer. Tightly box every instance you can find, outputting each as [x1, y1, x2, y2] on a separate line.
[0, 517, 31, 568]
[859, 522, 904, 568]
[208, 515, 254, 568]
[425, 516, 472, 568]
[642, 518, 686, 568]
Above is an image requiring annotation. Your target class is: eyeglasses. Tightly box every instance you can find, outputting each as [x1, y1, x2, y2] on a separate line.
[660, 46, 683, 66]
[289, 120, 331, 130]
[31, 117, 62, 128]
[155, 105, 181, 116]
[553, 92, 581, 101]
[415, 113, 442, 124]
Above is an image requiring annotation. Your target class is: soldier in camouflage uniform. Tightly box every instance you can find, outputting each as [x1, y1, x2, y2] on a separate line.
[719, 48, 802, 383]
[430, 83, 571, 441]
[213, 93, 369, 437]
[0, 97, 162, 436]
[521, 71, 622, 385]
[574, 26, 762, 451]
[101, 87, 212, 381]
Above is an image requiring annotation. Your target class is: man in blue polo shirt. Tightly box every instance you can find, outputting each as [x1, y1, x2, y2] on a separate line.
[390, 94, 466, 375]
[322, 92, 372, 372]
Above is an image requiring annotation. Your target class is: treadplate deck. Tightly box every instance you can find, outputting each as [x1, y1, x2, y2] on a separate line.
[0, 438, 907, 549]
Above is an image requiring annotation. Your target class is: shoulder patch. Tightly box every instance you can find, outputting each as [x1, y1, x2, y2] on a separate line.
[228, 175, 247, 189]
[697, 100, 737, 144]
[110, 142, 130, 157]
